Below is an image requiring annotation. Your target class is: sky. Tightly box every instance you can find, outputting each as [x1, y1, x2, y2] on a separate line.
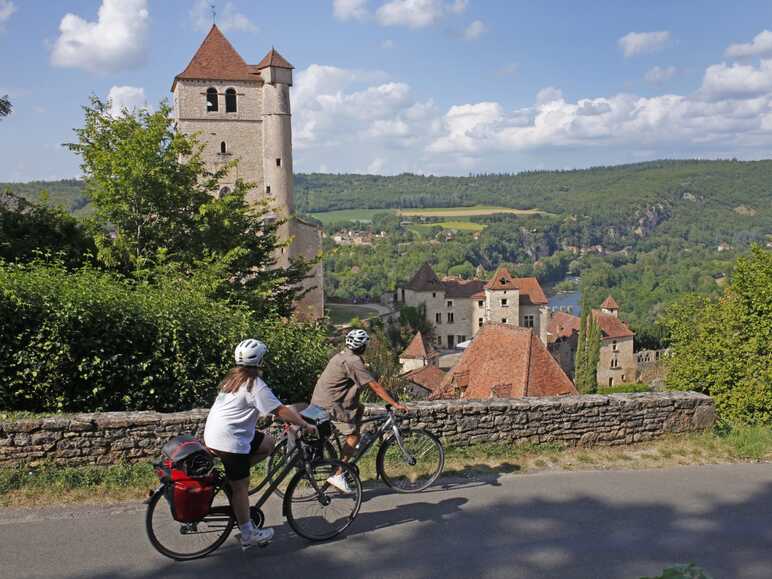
[3, 0, 772, 180]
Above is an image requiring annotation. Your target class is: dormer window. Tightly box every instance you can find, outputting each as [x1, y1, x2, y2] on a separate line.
[225, 88, 237, 113]
[206, 87, 218, 112]
[500, 277, 506, 285]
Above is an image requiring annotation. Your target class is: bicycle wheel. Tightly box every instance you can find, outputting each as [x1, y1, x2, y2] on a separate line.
[145, 485, 235, 561]
[261, 437, 338, 498]
[376, 429, 445, 493]
[284, 460, 361, 541]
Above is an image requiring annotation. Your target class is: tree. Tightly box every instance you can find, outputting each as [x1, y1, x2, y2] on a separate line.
[0, 95, 11, 119]
[662, 246, 772, 425]
[66, 97, 310, 316]
[575, 303, 600, 393]
[0, 190, 96, 266]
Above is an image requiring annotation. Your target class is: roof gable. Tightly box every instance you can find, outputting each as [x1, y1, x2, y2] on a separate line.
[484, 266, 519, 290]
[601, 295, 620, 309]
[174, 25, 259, 87]
[432, 324, 576, 399]
[256, 47, 294, 69]
[591, 309, 634, 339]
[400, 331, 436, 359]
[404, 366, 446, 392]
[406, 262, 445, 292]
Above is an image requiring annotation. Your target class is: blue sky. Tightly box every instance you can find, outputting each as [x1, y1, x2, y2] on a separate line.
[2, 0, 772, 180]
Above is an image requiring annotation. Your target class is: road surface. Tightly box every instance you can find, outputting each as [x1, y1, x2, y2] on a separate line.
[1, 463, 770, 579]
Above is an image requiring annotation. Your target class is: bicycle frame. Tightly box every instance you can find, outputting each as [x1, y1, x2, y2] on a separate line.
[334, 408, 416, 466]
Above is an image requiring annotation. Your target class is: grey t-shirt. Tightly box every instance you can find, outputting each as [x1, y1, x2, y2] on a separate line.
[311, 350, 375, 423]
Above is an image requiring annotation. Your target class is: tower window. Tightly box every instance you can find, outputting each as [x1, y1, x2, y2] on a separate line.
[266, 185, 271, 195]
[206, 88, 218, 112]
[225, 88, 237, 113]
[220, 141, 226, 154]
[276, 158, 282, 167]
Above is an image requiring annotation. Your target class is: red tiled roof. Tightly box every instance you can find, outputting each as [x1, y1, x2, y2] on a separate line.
[484, 266, 519, 291]
[510, 277, 549, 305]
[255, 47, 294, 69]
[400, 331, 437, 359]
[443, 279, 485, 298]
[470, 291, 485, 300]
[173, 25, 260, 89]
[431, 324, 577, 400]
[591, 309, 634, 339]
[404, 366, 446, 393]
[406, 262, 444, 292]
[601, 295, 620, 309]
[547, 311, 580, 343]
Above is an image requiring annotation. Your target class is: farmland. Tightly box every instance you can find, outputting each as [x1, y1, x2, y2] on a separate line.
[309, 205, 546, 227]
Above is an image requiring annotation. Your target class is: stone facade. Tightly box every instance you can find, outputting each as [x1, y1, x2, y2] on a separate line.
[400, 264, 550, 349]
[0, 393, 714, 467]
[173, 27, 323, 319]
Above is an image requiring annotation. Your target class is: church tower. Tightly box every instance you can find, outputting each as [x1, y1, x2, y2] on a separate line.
[172, 25, 324, 319]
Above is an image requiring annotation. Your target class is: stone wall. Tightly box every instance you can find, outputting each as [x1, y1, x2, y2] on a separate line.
[0, 392, 715, 468]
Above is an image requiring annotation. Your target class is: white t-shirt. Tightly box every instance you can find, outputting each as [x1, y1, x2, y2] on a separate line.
[203, 377, 282, 454]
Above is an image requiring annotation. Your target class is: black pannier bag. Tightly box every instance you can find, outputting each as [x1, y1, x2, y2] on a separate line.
[154, 435, 216, 523]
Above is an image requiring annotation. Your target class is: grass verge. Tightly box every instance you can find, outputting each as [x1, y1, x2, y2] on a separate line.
[1, 426, 769, 508]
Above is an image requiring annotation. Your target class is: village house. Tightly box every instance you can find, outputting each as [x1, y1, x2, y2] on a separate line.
[398, 263, 550, 349]
[398, 331, 446, 399]
[430, 324, 578, 400]
[547, 295, 637, 387]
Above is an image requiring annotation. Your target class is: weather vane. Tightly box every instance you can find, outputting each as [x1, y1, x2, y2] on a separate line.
[210, 3, 216, 24]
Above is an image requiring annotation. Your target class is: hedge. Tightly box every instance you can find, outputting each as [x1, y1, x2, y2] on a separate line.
[0, 261, 330, 412]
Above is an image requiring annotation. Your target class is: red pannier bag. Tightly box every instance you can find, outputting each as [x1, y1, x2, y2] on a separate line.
[155, 435, 216, 523]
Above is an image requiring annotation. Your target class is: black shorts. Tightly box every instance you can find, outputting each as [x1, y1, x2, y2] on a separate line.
[215, 432, 266, 481]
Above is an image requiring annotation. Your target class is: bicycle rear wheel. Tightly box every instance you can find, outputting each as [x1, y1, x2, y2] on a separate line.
[145, 485, 235, 561]
[376, 429, 445, 493]
[284, 460, 361, 541]
[261, 437, 338, 498]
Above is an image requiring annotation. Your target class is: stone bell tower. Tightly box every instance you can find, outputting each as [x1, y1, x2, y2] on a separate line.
[172, 25, 324, 319]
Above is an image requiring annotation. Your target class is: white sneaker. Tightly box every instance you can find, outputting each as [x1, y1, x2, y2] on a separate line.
[326, 473, 353, 494]
[239, 527, 274, 551]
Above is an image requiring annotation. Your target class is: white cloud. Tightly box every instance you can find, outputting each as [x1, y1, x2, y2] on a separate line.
[108, 85, 146, 117]
[50, 0, 149, 73]
[463, 20, 486, 41]
[0, 0, 15, 28]
[701, 59, 772, 99]
[536, 86, 564, 105]
[726, 30, 772, 59]
[376, 0, 463, 28]
[618, 31, 670, 58]
[333, 0, 369, 21]
[190, 0, 256, 32]
[645, 65, 677, 85]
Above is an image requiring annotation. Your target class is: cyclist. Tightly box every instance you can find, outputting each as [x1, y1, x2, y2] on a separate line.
[311, 328, 407, 492]
[204, 339, 316, 551]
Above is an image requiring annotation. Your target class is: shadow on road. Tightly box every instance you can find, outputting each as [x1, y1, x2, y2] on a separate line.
[57, 475, 772, 579]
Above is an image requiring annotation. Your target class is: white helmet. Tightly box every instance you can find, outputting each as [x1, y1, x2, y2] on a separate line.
[345, 329, 369, 351]
[234, 339, 268, 367]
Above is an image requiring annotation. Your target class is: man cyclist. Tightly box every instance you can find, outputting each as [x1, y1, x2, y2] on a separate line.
[311, 328, 407, 492]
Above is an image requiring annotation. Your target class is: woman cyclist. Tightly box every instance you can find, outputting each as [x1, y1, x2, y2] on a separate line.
[204, 339, 316, 551]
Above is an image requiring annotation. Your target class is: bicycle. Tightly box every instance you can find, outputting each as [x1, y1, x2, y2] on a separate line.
[264, 404, 444, 496]
[145, 422, 362, 561]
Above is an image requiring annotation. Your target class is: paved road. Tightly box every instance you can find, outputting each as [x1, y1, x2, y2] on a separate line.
[1, 463, 770, 579]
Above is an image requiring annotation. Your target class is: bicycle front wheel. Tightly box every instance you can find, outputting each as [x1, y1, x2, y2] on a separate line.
[376, 429, 445, 493]
[284, 460, 361, 541]
[145, 485, 235, 561]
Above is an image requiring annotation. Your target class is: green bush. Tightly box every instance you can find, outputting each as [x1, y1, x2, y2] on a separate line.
[0, 260, 329, 412]
[641, 563, 713, 579]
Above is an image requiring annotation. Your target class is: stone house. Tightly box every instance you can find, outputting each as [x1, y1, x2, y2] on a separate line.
[172, 25, 323, 319]
[547, 295, 637, 387]
[398, 331, 446, 400]
[430, 324, 577, 400]
[398, 263, 550, 349]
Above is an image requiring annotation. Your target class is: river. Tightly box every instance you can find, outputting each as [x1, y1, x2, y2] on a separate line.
[547, 278, 582, 315]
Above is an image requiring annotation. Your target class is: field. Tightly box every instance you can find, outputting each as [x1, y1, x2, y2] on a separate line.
[309, 205, 545, 227]
[408, 220, 486, 234]
[325, 303, 382, 325]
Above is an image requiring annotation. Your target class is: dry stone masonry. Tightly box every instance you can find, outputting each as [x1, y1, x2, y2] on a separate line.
[0, 392, 715, 468]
